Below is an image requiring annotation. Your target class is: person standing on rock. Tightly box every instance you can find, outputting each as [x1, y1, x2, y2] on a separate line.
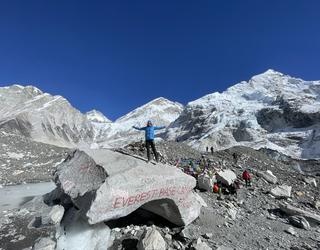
[133, 120, 165, 162]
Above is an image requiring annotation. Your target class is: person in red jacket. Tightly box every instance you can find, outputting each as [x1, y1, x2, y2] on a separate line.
[242, 170, 251, 187]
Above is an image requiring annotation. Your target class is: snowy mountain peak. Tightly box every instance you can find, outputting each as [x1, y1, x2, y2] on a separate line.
[143, 97, 183, 108]
[165, 70, 320, 159]
[11, 84, 43, 94]
[0, 84, 94, 147]
[115, 97, 183, 124]
[260, 69, 283, 76]
[97, 97, 184, 148]
[1, 84, 44, 98]
[86, 110, 111, 123]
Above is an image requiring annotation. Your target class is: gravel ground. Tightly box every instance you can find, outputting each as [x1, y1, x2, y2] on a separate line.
[1, 141, 320, 249]
[0, 131, 71, 185]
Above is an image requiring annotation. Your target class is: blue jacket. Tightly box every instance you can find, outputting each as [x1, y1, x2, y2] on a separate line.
[133, 125, 166, 140]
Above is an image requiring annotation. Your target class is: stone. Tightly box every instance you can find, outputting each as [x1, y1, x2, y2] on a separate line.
[203, 233, 213, 239]
[257, 170, 278, 184]
[137, 227, 166, 250]
[56, 208, 111, 250]
[285, 226, 296, 235]
[142, 191, 206, 226]
[295, 191, 304, 197]
[216, 169, 237, 186]
[192, 238, 212, 250]
[28, 216, 42, 229]
[180, 225, 198, 239]
[303, 177, 317, 187]
[314, 200, 320, 210]
[289, 216, 310, 230]
[279, 203, 320, 225]
[227, 208, 237, 220]
[54, 150, 107, 199]
[48, 205, 64, 225]
[216, 246, 233, 250]
[32, 237, 56, 250]
[173, 241, 182, 249]
[55, 149, 206, 226]
[270, 185, 292, 198]
[198, 174, 216, 192]
[165, 234, 172, 240]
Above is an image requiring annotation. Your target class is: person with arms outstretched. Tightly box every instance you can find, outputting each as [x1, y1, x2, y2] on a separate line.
[133, 120, 165, 162]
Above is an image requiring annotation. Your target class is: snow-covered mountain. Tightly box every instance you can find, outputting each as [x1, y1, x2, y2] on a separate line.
[97, 97, 184, 148]
[3, 70, 319, 159]
[0, 85, 94, 147]
[0, 85, 183, 149]
[85, 110, 112, 143]
[164, 69, 320, 159]
[86, 110, 112, 123]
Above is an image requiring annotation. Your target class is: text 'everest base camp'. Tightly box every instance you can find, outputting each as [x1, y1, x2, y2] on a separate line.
[0, 69, 320, 250]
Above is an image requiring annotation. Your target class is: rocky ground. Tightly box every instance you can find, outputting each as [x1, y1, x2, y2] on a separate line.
[118, 141, 202, 165]
[0, 141, 320, 249]
[106, 144, 320, 249]
[0, 131, 70, 185]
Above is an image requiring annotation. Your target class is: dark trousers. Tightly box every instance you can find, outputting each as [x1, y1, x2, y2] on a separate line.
[145, 140, 158, 162]
[245, 179, 251, 187]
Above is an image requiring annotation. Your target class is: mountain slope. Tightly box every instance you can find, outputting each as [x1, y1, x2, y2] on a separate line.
[164, 70, 320, 159]
[85, 110, 112, 143]
[0, 85, 94, 147]
[98, 97, 184, 148]
[0, 85, 183, 149]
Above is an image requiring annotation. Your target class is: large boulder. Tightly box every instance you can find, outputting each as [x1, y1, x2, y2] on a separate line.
[32, 237, 56, 250]
[192, 238, 212, 250]
[279, 203, 320, 226]
[198, 174, 215, 192]
[54, 150, 107, 199]
[303, 177, 317, 187]
[216, 169, 237, 186]
[257, 170, 278, 184]
[137, 227, 166, 250]
[54, 149, 206, 226]
[270, 185, 292, 198]
[289, 216, 310, 230]
[48, 205, 65, 225]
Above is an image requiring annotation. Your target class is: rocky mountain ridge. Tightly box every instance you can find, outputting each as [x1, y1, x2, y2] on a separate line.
[164, 69, 320, 159]
[0, 84, 94, 147]
[2, 69, 320, 160]
[0, 85, 183, 149]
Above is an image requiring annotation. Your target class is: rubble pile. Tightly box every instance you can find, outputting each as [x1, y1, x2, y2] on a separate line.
[1, 145, 320, 250]
[119, 141, 202, 165]
[29, 149, 206, 249]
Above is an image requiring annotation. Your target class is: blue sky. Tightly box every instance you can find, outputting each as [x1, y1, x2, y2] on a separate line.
[0, 0, 319, 120]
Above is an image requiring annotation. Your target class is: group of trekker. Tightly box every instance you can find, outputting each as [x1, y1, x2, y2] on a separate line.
[134, 120, 252, 195]
[206, 146, 214, 155]
[212, 169, 251, 198]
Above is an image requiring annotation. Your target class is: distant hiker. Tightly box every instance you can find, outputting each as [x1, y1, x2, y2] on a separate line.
[242, 169, 251, 187]
[133, 121, 165, 162]
[206, 146, 208, 152]
[232, 152, 238, 164]
[213, 183, 219, 193]
[210, 146, 214, 155]
[200, 155, 207, 167]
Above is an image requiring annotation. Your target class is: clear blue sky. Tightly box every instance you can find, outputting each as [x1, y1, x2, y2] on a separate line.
[0, 0, 319, 120]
